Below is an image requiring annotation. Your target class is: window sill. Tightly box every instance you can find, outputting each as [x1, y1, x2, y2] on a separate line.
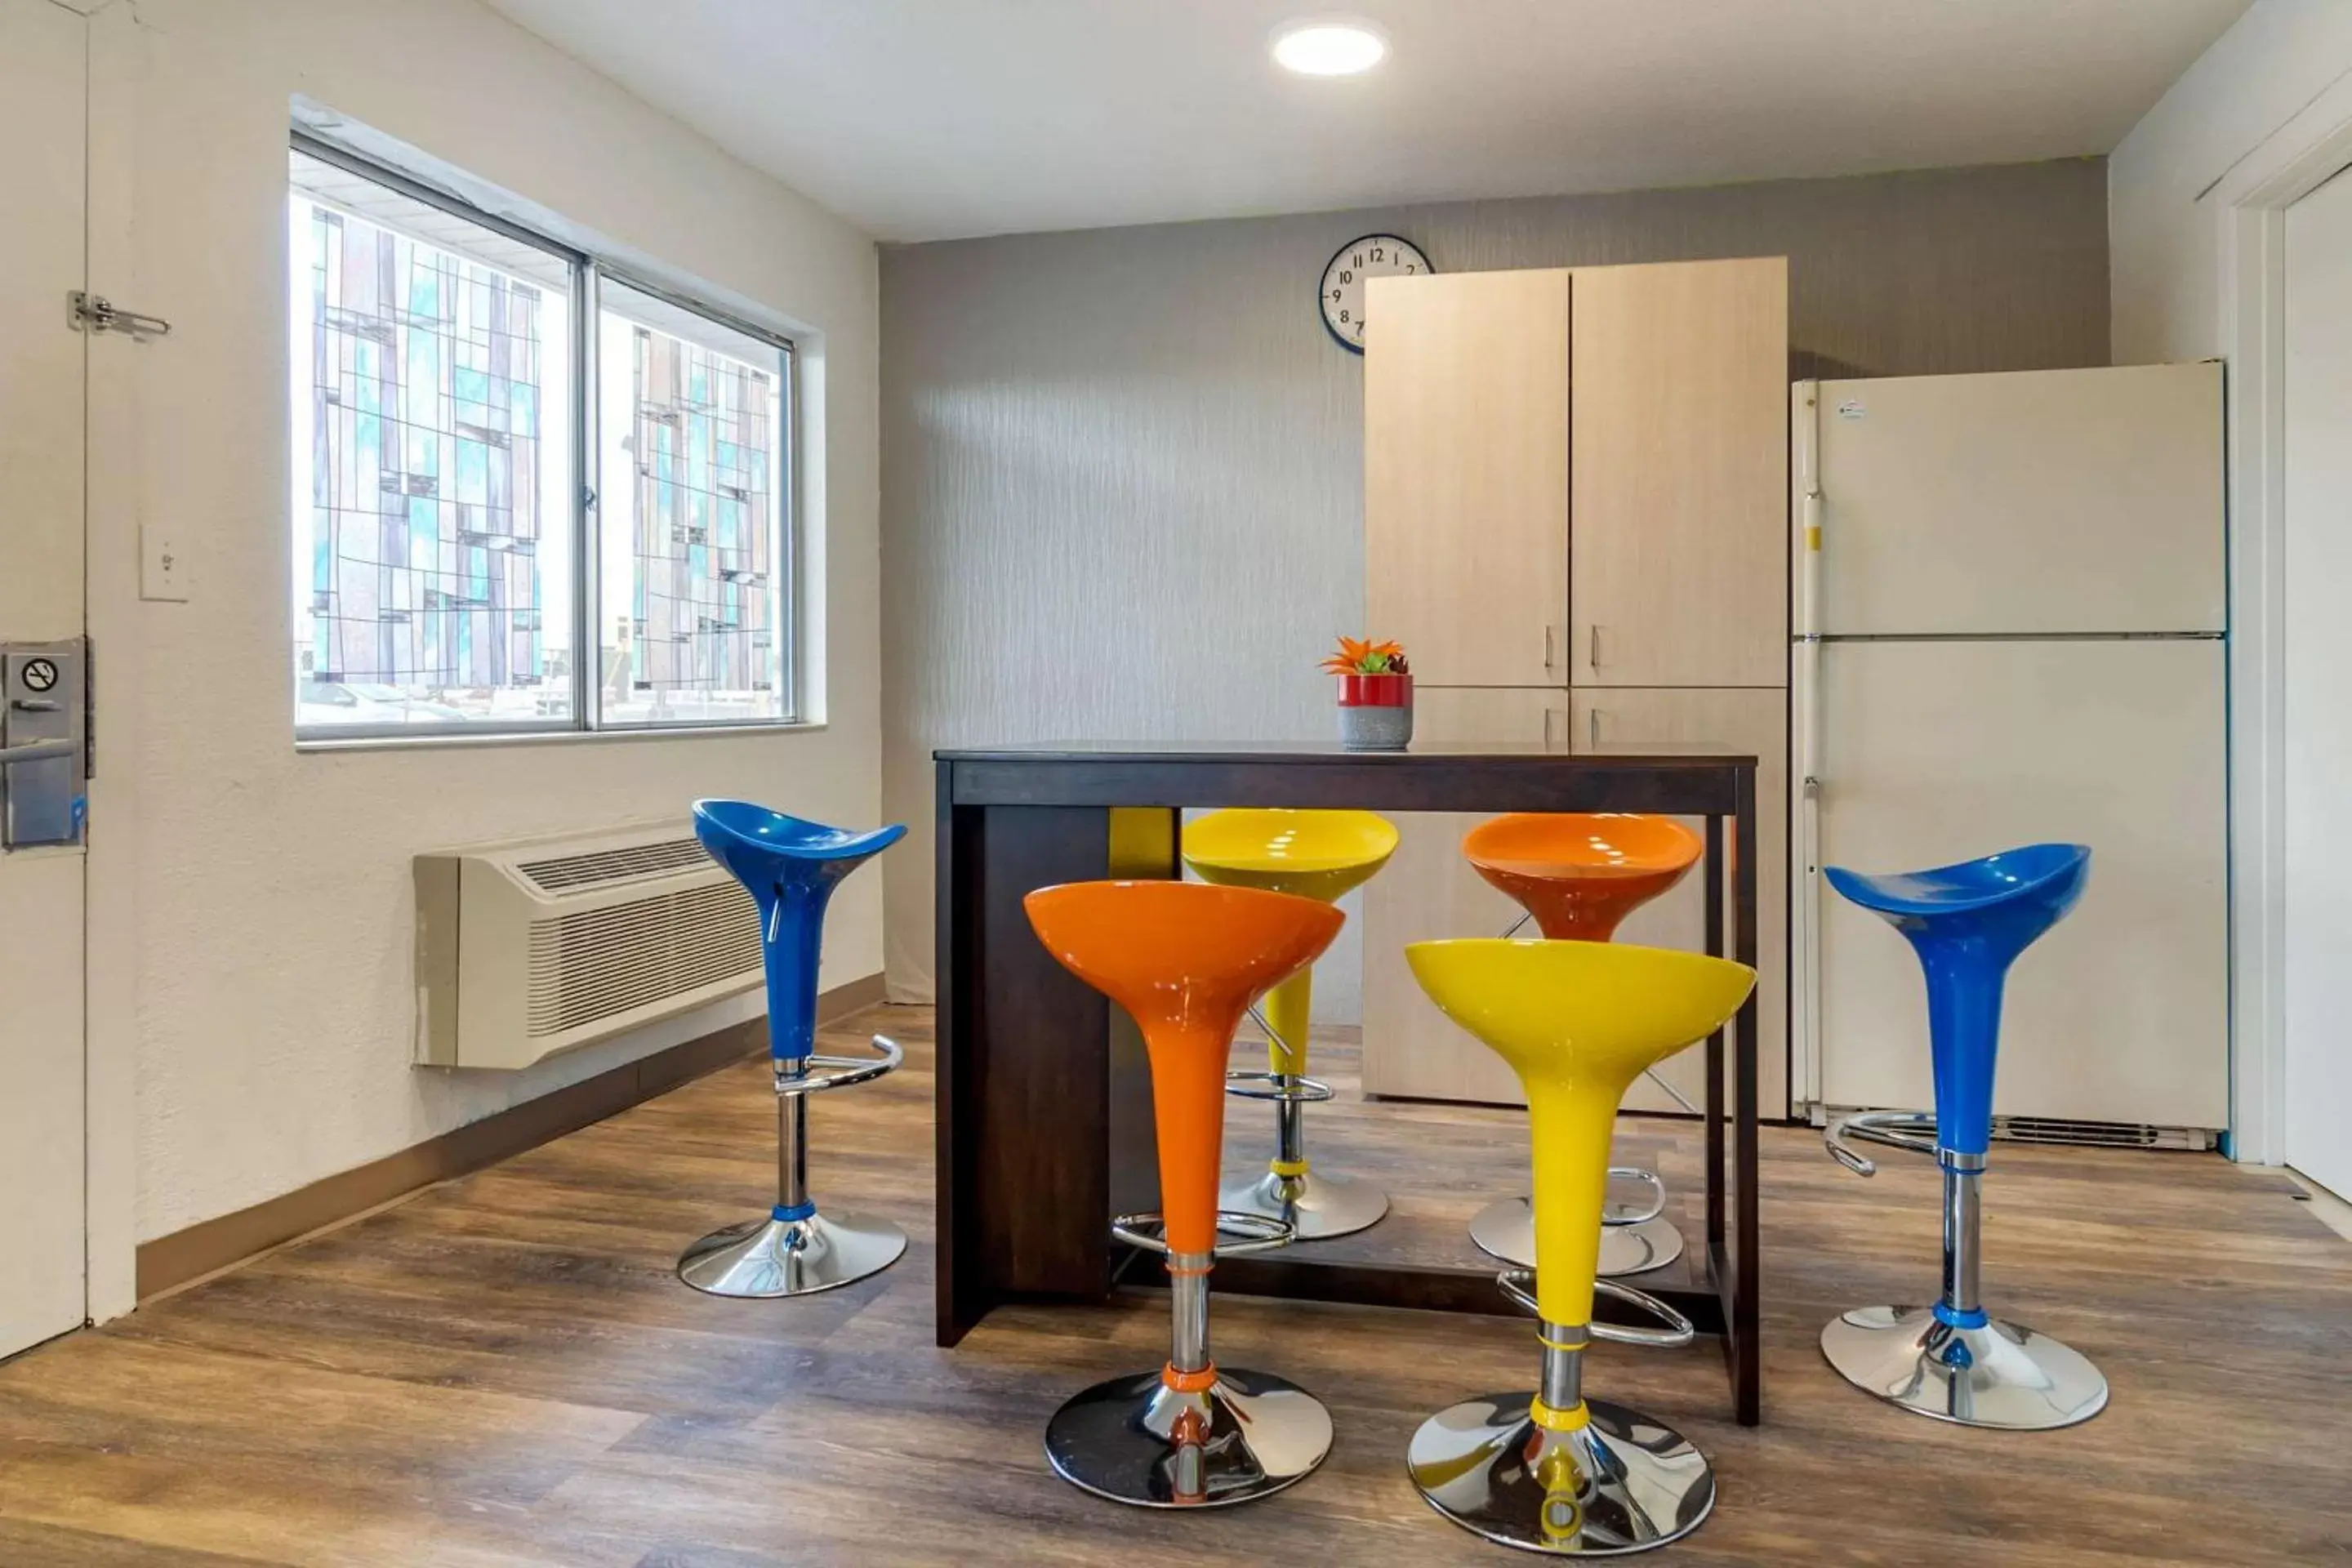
[296, 720, 827, 755]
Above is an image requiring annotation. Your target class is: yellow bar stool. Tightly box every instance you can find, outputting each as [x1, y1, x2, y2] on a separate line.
[1402, 938, 1754, 1556]
[1461, 813, 1705, 1281]
[1181, 808, 1400, 1240]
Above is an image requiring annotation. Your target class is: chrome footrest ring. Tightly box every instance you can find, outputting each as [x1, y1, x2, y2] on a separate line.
[1823, 1108, 1939, 1176]
[1601, 1166, 1668, 1227]
[1495, 1270, 1698, 1348]
[1111, 1209, 1297, 1258]
[1592, 1278, 1697, 1348]
[773, 1033, 905, 1096]
[1223, 1070, 1335, 1104]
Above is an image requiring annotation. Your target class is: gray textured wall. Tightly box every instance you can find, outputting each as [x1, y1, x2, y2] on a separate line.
[880, 158, 2111, 1005]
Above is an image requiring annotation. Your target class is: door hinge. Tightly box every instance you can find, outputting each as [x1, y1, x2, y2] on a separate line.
[69, 292, 172, 342]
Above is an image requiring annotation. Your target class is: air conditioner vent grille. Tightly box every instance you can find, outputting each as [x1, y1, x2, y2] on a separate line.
[1993, 1115, 2160, 1149]
[516, 836, 706, 893]
[525, 880, 760, 1036]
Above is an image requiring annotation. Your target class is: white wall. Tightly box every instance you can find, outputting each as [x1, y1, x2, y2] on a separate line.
[2110, 0, 2352, 361]
[92, 0, 881, 1248]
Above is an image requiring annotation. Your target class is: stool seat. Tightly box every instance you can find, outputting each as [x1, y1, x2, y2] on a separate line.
[1026, 880, 1343, 1508]
[675, 800, 906, 1300]
[1818, 842, 2105, 1431]
[1462, 813, 1702, 942]
[1183, 807, 1400, 902]
[1403, 938, 1753, 1556]
[1182, 809, 1399, 1240]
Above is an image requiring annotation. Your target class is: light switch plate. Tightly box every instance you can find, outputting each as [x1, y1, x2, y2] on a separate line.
[140, 525, 188, 601]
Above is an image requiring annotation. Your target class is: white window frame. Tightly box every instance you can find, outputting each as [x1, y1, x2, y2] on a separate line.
[289, 131, 800, 744]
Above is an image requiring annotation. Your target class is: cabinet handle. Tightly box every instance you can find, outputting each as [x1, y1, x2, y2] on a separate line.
[1588, 708, 1601, 749]
[1544, 624, 1557, 672]
[1542, 707, 1557, 750]
[1588, 624, 1604, 669]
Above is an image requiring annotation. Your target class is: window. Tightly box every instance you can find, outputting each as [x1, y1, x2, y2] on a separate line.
[287, 140, 795, 738]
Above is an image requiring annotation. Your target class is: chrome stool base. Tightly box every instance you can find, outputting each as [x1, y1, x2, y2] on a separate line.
[1820, 1304, 2108, 1430]
[677, 1209, 906, 1298]
[1219, 1165, 1388, 1240]
[1468, 1196, 1684, 1278]
[1408, 1394, 1714, 1555]
[1045, 1366, 1334, 1508]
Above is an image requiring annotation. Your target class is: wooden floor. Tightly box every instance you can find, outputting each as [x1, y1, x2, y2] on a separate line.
[2, 1003, 2348, 1566]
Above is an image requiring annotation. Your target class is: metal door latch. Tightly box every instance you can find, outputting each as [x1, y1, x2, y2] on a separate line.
[1, 639, 87, 849]
[69, 291, 172, 341]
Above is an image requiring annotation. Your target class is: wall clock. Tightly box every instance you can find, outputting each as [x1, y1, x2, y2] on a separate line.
[1319, 233, 1434, 354]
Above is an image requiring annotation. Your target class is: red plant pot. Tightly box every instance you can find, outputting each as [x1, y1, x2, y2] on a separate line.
[1337, 672, 1413, 708]
[1335, 672, 1413, 751]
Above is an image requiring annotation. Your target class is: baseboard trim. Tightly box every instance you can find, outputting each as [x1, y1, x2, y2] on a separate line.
[133, 972, 889, 1302]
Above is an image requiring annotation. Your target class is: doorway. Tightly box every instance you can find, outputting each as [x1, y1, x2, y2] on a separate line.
[0, 0, 91, 1358]
[2282, 159, 2352, 1204]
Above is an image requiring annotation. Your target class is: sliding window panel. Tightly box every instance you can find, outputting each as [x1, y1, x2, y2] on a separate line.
[595, 278, 794, 727]
[287, 147, 579, 735]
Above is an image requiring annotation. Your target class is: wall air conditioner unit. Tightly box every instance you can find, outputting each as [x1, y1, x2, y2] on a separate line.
[415, 821, 761, 1071]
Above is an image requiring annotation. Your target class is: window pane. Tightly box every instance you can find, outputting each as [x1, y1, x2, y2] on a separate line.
[287, 149, 575, 732]
[596, 278, 790, 726]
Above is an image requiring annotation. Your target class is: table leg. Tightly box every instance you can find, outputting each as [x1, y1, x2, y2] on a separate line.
[1731, 768, 1762, 1425]
[935, 799, 1116, 1346]
[935, 793, 1174, 1348]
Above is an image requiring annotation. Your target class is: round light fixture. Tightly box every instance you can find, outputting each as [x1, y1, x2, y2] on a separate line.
[1272, 19, 1388, 77]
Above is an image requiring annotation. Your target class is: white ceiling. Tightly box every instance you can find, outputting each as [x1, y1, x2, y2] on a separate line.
[484, 0, 2249, 243]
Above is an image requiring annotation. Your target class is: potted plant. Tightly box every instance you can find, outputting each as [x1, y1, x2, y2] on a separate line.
[1324, 636, 1413, 751]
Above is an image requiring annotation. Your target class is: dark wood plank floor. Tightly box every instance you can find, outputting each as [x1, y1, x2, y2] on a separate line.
[2, 1002, 2346, 1566]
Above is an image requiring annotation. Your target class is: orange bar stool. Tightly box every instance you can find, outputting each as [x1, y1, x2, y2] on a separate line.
[1181, 808, 1400, 1239]
[1459, 813, 1704, 1281]
[1402, 939, 1754, 1555]
[1025, 879, 1346, 1508]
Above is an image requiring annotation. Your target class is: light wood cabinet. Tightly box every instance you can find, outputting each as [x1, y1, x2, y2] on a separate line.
[1574, 688, 1789, 1120]
[1570, 259, 1789, 688]
[1365, 269, 1570, 688]
[1359, 256, 1791, 1115]
[1360, 688, 1566, 1104]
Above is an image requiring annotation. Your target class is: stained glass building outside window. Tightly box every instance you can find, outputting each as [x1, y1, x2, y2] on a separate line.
[288, 149, 575, 731]
[598, 280, 790, 725]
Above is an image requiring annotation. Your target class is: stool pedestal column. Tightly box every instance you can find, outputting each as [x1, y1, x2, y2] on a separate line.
[678, 1049, 909, 1298]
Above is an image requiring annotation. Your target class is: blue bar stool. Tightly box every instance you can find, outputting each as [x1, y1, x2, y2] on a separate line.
[678, 799, 908, 1298]
[1819, 843, 2107, 1429]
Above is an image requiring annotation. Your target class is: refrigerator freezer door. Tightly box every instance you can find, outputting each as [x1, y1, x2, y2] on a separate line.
[1814, 363, 2224, 636]
[1814, 638, 2227, 1131]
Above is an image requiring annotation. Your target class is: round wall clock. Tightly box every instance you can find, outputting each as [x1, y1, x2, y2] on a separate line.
[1319, 234, 1434, 354]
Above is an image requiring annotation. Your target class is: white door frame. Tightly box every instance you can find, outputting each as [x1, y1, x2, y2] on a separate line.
[2212, 75, 2352, 1166]
[82, 0, 142, 1322]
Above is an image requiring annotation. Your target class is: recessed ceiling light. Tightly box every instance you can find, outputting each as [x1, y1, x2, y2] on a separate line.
[1272, 20, 1388, 77]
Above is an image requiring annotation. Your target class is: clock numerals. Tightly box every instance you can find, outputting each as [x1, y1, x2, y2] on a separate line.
[1320, 234, 1433, 354]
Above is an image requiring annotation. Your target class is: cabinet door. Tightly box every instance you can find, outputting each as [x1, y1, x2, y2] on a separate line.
[1365, 270, 1570, 688]
[1360, 688, 1568, 1104]
[1570, 258, 1788, 688]
[1573, 688, 1789, 1120]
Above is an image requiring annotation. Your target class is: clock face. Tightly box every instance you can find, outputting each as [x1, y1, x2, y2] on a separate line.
[1320, 234, 1433, 354]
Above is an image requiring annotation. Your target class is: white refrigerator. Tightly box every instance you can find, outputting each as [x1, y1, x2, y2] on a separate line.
[1792, 363, 2230, 1141]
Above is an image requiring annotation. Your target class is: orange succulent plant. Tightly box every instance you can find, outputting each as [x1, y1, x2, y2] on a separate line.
[1321, 635, 1410, 676]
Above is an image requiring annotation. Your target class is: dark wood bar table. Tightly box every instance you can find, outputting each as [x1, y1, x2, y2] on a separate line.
[933, 742, 1764, 1425]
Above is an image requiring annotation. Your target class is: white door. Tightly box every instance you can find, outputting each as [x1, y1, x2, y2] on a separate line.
[1816, 639, 2229, 1131]
[2283, 163, 2352, 1201]
[0, 0, 91, 1356]
[1812, 363, 2225, 637]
